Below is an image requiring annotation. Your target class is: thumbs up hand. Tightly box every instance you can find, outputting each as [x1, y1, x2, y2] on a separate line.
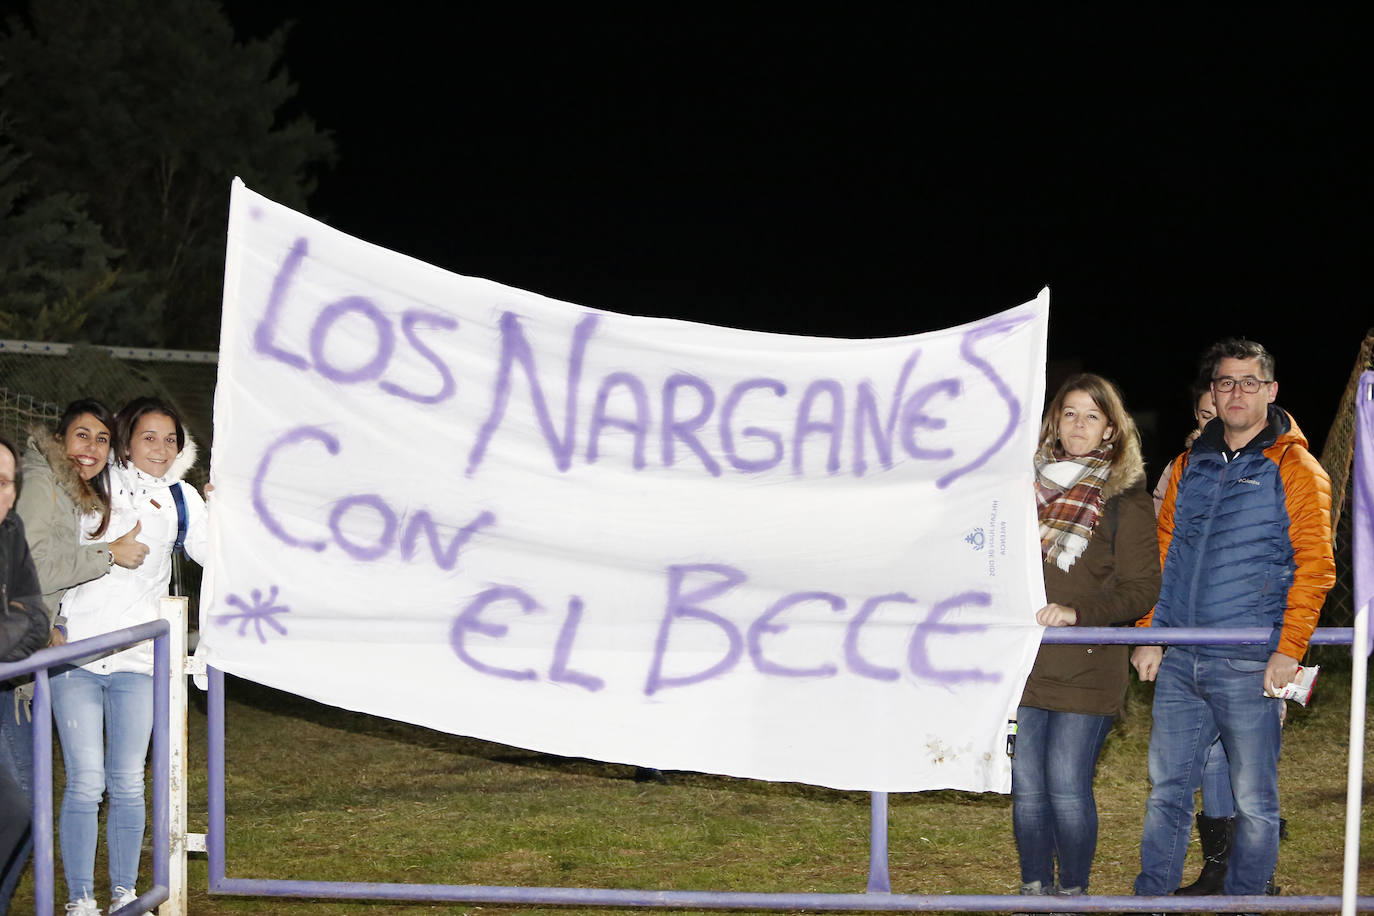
[110, 520, 149, 569]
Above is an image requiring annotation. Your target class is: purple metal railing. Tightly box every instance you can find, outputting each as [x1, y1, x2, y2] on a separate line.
[202, 624, 1371, 911]
[0, 620, 171, 916]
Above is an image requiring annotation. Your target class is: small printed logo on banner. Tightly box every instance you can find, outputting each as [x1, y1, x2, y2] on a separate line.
[986, 501, 1001, 578]
[964, 528, 985, 550]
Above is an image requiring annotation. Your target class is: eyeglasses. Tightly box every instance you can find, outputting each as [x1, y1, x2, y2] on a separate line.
[1212, 376, 1273, 394]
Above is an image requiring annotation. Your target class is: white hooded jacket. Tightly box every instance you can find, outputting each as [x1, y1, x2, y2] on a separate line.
[60, 438, 208, 675]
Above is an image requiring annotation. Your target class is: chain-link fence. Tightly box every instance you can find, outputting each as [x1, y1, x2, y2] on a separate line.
[0, 385, 60, 444]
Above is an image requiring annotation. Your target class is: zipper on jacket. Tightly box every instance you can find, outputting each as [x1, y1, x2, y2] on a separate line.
[1183, 455, 1232, 630]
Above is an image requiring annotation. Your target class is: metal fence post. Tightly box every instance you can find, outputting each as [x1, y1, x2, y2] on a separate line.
[160, 596, 190, 916]
[1340, 610, 1367, 916]
[31, 668, 54, 916]
[867, 791, 891, 894]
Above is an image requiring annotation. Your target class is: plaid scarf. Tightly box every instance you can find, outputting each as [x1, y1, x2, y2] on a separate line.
[1034, 443, 1112, 572]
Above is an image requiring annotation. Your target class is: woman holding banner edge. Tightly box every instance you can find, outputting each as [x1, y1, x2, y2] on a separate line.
[1013, 374, 1160, 901]
[51, 397, 207, 915]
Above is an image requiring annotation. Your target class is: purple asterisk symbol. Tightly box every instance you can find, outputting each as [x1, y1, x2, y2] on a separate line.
[218, 586, 290, 644]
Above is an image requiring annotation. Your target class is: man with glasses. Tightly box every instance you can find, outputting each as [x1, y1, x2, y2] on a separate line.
[1, 433, 52, 915]
[1129, 338, 1335, 899]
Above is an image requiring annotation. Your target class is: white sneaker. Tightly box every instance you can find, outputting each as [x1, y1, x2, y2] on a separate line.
[110, 886, 137, 911]
[64, 896, 102, 915]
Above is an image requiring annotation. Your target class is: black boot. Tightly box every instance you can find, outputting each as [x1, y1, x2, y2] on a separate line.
[1174, 814, 1233, 895]
[633, 766, 668, 784]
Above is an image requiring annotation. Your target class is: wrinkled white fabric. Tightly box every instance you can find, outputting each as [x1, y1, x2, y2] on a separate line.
[197, 179, 1050, 792]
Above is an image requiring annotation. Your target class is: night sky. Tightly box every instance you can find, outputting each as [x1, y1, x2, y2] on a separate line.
[224, 6, 1367, 474]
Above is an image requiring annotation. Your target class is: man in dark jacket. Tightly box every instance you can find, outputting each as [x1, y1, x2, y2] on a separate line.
[0, 433, 51, 914]
[1129, 339, 1335, 897]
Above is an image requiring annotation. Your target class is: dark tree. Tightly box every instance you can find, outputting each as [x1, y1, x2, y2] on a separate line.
[0, 0, 335, 348]
[0, 106, 135, 340]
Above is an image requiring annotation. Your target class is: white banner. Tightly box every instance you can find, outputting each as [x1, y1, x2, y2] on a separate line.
[198, 179, 1050, 792]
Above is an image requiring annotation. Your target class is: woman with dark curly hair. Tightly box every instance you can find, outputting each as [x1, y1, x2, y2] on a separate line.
[2, 401, 147, 915]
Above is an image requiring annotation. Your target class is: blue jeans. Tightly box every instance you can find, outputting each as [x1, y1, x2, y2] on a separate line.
[1135, 648, 1282, 896]
[0, 764, 26, 916]
[50, 668, 153, 901]
[0, 686, 33, 916]
[1200, 738, 1236, 817]
[1011, 705, 1114, 891]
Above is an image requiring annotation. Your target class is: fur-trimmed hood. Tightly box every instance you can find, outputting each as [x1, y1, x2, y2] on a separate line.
[172, 433, 198, 482]
[1101, 437, 1147, 502]
[26, 425, 106, 516]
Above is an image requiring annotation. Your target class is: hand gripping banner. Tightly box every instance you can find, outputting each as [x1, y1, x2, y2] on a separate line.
[197, 179, 1050, 792]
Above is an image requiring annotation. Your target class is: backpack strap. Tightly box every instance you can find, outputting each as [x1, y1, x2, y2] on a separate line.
[169, 482, 189, 598]
[170, 482, 189, 556]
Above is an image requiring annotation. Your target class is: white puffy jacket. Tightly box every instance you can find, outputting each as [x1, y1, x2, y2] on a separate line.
[60, 440, 208, 675]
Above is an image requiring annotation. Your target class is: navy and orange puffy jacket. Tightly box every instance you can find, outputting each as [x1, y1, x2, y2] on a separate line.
[1139, 406, 1334, 661]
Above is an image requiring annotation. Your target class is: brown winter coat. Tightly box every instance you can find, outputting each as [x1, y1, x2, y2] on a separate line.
[1020, 450, 1161, 716]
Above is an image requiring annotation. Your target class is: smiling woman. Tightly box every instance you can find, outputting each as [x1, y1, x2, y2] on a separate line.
[5, 399, 141, 911]
[47, 396, 209, 911]
[126, 411, 183, 479]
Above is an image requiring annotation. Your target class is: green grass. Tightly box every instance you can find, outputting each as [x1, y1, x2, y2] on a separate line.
[16, 647, 1374, 915]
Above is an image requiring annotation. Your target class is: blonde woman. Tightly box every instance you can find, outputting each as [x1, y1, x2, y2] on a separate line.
[1014, 374, 1161, 901]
